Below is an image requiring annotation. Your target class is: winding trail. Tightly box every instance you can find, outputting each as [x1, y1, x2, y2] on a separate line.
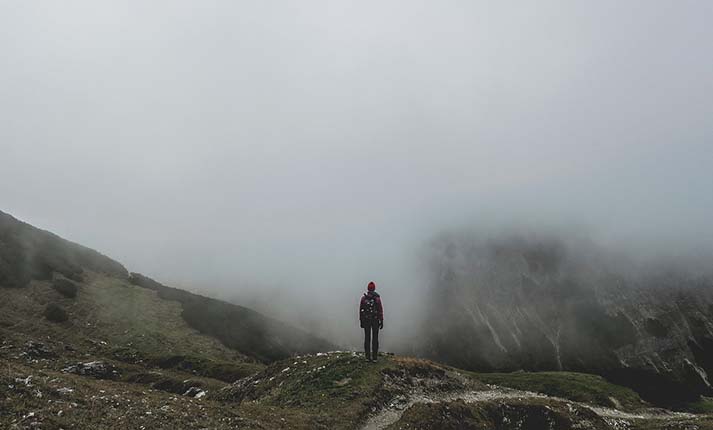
[360, 385, 697, 430]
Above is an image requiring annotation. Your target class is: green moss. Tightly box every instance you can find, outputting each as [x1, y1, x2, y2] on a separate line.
[472, 371, 646, 411]
[683, 396, 713, 414]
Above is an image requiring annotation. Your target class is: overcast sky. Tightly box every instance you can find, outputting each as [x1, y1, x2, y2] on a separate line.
[2, 1, 712, 345]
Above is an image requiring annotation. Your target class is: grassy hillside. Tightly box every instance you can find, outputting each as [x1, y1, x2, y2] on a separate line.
[0, 209, 334, 364]
[129, 273, 335, 362]
[0, 272, 264, 376]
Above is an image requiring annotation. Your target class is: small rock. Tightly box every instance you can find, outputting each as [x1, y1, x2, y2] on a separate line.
[183, 387, 206, 398]
[23, 341, 56, 359]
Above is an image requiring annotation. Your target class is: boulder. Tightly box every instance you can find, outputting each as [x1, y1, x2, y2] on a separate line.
[183, 386, 207, 398]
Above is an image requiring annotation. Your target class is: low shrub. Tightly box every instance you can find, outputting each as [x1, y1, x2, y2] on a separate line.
[44, 303, 69, 322]
[53, 278, 79, 298]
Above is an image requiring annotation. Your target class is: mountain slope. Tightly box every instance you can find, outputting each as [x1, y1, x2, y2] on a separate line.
[2, 210, 713, 428]
[127, 272, 334, 362]
[0, 209, 333, 364]
[417, 233, 713, 405]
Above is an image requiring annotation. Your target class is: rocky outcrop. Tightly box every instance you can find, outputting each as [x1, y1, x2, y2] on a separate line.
[417, 234, 713, 405]
[62, 361, 120, 379]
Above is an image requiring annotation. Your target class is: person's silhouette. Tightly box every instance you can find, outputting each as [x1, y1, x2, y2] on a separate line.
[359, 281, 384, 362]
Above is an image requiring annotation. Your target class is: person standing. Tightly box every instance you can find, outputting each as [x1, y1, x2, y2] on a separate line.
[359, 281, 384, 362]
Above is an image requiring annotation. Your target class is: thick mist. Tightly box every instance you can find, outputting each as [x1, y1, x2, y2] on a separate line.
[2, 2, 712, 348]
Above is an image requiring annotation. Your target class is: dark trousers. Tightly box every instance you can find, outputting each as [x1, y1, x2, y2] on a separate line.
[363, 320, 379, 358]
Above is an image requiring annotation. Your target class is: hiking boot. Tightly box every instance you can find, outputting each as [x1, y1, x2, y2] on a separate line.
[365, 352, 371, 362]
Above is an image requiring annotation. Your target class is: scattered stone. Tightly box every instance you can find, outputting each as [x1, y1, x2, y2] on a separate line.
[22, 341, 56, 359]
[62, 361, 119, 379]
[15, 376, 33, 386]
[334, 377, 352, 387]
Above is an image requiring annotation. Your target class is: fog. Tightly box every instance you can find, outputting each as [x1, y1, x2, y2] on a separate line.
[1, 1, 712, 348]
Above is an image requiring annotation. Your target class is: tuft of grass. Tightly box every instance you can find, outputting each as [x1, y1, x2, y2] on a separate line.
[472, 371, 647, 411]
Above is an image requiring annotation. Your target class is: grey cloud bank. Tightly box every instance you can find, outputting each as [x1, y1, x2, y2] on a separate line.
[1, 1, 712, 346]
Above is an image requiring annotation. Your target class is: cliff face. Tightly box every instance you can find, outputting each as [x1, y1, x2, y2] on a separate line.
[417, 234, 713, 405]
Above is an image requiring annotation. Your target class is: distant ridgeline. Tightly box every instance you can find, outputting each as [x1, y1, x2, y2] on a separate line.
[0, 209, 333, 363]
[417, 234, 713, 405]
[0, 210, 128, 287]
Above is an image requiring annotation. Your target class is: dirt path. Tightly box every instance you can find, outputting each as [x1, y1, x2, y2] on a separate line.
[360, 385, 697, 430]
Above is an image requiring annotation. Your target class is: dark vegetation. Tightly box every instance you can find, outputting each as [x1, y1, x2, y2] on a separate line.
[52, 277, 78, 298]
[129, 272, 335, 363]
[43, 303, 68, 322]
